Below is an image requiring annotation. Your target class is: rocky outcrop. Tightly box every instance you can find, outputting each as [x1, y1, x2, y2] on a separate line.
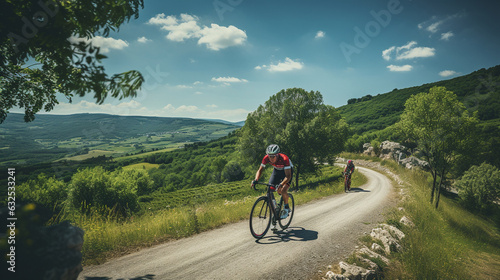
[400, 156, 430, 171]
[379, 141, 409, 161]
[323, 215, 414, 280]
[370, 224, 404, 255]
[41, 221, 85, 280]
[361, 141, 429, 170]
[362, 143, 374, 156]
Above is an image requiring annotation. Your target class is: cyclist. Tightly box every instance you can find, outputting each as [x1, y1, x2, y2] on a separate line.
[343, 160, 355, 191]
[251, 144, 293, 219]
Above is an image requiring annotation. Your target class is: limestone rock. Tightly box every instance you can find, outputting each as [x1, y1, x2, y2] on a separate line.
[400, 216, 415, 228]
[339, 261, 376, 280]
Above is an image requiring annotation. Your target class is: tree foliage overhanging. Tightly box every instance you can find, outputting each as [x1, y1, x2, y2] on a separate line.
[0, 0, 145, 123]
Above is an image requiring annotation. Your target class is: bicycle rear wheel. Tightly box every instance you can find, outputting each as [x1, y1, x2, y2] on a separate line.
[279, 193, 294, 230]
[249, 196, 271, 239]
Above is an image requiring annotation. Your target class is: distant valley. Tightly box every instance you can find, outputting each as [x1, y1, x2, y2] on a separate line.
[0, 113, 242, 166]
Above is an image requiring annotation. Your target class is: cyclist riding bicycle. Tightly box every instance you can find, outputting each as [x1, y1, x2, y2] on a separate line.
[251, 144, 293, 220]
[344, 160, 355, 185]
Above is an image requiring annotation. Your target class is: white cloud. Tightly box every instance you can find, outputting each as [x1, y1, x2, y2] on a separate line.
[383, 41, 435, 60]
[440, 31, 454, 41]
[397, 46, 435, 60]
[211, 76, 248, 83]
[176, 85, 193, 89]
[148, 13, 178, 26]
[256, 58, 303, 72]
[387, 65, 413, 72]
[439, 70, 458, 77]
[426, 21, 443, 33]
[148, 13, 247, 50]
[418, 12, 465, 34]
[68, 36, 128, 53]
[198, 24, 247, 51]
[382, 46, 395, 61]
[315, 31, 325, 39]
[137, 36, 152, 43]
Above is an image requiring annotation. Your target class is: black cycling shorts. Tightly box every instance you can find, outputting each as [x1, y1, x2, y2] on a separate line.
[269, 168, 293, 186]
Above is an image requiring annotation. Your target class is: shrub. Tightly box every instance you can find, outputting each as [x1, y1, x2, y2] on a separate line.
[456, 162, 500, 213]
[68, 167, 140, 216]
[222, 161, 245, 182]
[17, 173, 67, 209]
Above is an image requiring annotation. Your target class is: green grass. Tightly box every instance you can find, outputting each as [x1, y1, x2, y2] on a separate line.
[122, 162, 160, 170]
[381, 166, 500, 279]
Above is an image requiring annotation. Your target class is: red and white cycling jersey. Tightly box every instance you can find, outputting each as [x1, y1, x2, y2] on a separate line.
[261, 153, 293, 170]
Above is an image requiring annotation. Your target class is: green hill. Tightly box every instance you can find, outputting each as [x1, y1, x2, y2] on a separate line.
[337, 65, 500, 134]
[0, 113, 240, 165]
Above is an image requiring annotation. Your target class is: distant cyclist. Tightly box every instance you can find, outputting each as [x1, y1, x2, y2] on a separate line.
[251, 144, 293, 219]
[343, 160, 355, 191]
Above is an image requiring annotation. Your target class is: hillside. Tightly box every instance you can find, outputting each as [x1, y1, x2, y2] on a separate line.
[0, 113, 241, 165]
[337, 65, 500, 134]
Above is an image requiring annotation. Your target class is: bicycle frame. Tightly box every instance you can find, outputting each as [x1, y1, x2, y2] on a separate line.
[254, 182, 282, 219]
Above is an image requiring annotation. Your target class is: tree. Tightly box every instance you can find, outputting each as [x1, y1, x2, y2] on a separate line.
[456, 162, 500, 213]
[397, 86, 479, 208]
[0, 0, 145, 123]
[239, 88, 349, 189]
[211, 156, 228, 183]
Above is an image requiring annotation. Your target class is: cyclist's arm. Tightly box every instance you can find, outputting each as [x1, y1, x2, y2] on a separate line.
[254, 165, 265, 181]
[282, 168, 292, 186]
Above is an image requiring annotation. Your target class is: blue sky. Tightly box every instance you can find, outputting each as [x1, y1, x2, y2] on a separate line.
[41, 0, 500, 122]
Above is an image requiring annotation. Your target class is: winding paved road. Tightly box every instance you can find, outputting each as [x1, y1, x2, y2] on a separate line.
[78, 166, 394, 280]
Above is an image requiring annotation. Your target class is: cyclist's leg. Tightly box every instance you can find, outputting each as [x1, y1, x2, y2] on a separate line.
[280, 168, 293, 205]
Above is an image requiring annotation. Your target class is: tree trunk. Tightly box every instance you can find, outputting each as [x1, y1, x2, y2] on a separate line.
[294, 156, 301, 192]
[430, 170, 437, 204]
[295, 164, 300, 192]
[435, 169, 445, 209]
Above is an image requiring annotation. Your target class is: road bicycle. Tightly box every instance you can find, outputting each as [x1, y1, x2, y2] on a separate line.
[343, 171, 351, 192]
[249, 182, 295, 239]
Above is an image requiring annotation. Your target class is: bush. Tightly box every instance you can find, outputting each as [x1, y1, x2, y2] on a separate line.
[456, 162, 500, 213]
[222, 161, 245, 182]
[17, 173, 67, 210]
[67, 167, 140, 216]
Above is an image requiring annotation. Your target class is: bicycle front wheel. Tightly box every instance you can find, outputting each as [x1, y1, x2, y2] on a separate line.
[279, 193, 294, 230]
[249, 196, 271, 239]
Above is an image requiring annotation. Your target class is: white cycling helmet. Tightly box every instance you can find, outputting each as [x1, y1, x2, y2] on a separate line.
[266, 144, 280, 155]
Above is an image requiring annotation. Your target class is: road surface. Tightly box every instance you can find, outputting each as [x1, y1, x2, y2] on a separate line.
[79, 166, 394, 280]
